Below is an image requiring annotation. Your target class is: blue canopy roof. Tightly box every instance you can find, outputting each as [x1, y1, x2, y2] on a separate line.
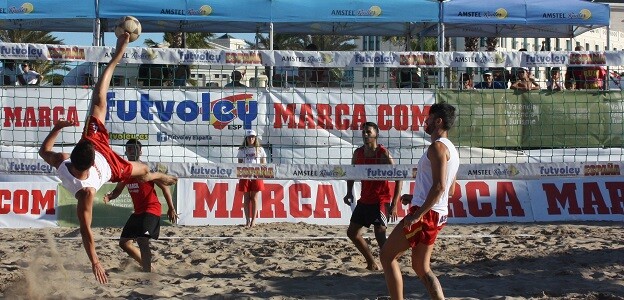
[439, 0, 610, 37]
[0, 0, 95, 32]
[97, 0, 439, 36]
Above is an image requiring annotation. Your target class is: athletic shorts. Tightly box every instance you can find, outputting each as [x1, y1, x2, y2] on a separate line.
[238, 179, 264, 192]
[403, 206, 447, 247]
[350, 202, 391, 228]
[83, 116, 133, 182]
[121, 213, 161, 240]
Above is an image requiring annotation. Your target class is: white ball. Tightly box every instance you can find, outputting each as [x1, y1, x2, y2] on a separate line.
[114, 16, 142, 43]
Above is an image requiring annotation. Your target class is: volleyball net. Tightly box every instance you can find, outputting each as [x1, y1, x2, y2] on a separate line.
[1, 43, 624, 180]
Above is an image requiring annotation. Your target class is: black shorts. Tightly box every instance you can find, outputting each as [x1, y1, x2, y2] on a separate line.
[120, 213, 161, 239]
[350, 202, 390, 228]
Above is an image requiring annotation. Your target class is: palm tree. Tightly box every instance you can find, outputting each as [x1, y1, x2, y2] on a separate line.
[144, 32, 215, 49]
[0, 30, 66, 84]
[246, 33, 306, 50]
[382, 36, 438, 51]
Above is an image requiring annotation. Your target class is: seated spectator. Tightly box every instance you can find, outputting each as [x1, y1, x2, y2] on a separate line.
[474, 71, 506, 89]
[173, 65, 191, 87]
[62, 62, 96, 86]
[2, 61, 26, 86]
[565, 45, 585, 90]
[511, 67, 540, 91]
[546, 67, 563, 91]
[224, 70, 246, 88]
[460, 72, 474, 90]
[398, 68, 427, 88]
[21, 62, 43, 85]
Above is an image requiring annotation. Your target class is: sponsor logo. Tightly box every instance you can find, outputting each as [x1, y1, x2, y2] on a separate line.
[0, 46, 43, 58]
[225, 52, 262, 64]
[331, 6, 382, 17]
[8, 162, 54, 173]
[156, 131, 211, 142]
[366, 168, 408, 179]
[293, 167, 346, 178]
[11, 3, 34, 14]
[524, 54, 567, 65]
[354, 53, 396, 65]
[457, 8, 507, 19]
[107, 92, 258, 130]
[399, 54, 436, 66]
[161, 5, 212, 16]
[493, 165, 520, 177]
[109, 132, 149, 141]
[178, 51, 221, 63]
[584, 163, 621, 176]
[539, 166, 581, 176]
[320, 166, 346, 178]
[47, 46, 85, 60]
[236, 165, 275, 179]
[190, 165, 232, 177]
[467, 169, 492, 176]
[3, 106, 79, 128]
[569, 53, 606, 65]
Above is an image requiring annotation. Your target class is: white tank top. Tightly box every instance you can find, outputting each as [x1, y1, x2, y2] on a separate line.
[57, 151, 112, 197]
[412, 138, 460, 215]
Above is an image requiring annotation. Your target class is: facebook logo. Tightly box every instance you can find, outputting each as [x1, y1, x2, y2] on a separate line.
[156, 132, 169, 142]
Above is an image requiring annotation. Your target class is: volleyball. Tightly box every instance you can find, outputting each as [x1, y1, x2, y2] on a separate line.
[114, 16, 142, 42]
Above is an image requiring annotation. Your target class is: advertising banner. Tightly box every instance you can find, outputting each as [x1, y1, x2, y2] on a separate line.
[0, 42, 619, 67]
[0, 182, 57, 228]
[528, 177, 624, 222]
[177, 178, 412, 226]
[267, 89, 435, 148]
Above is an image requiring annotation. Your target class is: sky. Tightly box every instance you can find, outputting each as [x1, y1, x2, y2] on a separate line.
[52, 32, 255, 47]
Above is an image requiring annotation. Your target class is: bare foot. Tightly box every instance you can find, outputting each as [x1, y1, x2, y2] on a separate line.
[366, 262, 381, 271]
[155, 174, 177, 186]
[249, 220, 255, 228]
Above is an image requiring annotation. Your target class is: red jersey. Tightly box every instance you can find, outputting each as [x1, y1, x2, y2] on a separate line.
[353, 145, 392, 204]
[124, 179, 162, 216]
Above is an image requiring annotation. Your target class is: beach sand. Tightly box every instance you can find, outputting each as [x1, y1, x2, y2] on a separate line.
[1, 222, 622, 299]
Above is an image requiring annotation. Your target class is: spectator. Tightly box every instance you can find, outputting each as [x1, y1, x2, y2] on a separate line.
[173, 65, 191, 87]
[565, 45, 586, 90]
[2, 60, 26, 86]
[460, 72, 474, 90]
[511, 67, 540, 91]
[21, 62, 43, 85]
[489, 67, 511, 88]
[510, 48, 530, 83]
[546, 67, 563, 91]
[224, 70, 246, 88]
[298, 43, 329, 87]
[565, 45, 607, 90]
[474, 71, 506, 89]
[398, 68, 426, 88]
[63, 62, 96, 86]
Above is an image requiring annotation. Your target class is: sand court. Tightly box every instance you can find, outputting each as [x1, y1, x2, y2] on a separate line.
[1, 222, 622, 299]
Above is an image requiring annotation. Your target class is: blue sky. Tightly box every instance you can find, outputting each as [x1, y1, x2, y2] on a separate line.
[52, 32, 255, 47]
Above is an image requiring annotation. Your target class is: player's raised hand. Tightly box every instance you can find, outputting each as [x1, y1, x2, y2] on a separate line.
[53, 118, 77, 130]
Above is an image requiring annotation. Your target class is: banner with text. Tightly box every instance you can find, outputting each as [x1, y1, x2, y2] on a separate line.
[0, 43, 620, 67]
[0, 182, 57, 228]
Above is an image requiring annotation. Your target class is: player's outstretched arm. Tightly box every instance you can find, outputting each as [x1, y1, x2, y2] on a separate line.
[39, 119, 75, 168]
[76, 188, 108, 284]
[90, 33, 130, 123]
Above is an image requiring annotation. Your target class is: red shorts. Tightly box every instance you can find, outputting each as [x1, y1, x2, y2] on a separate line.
[83, 116, 133, 182]
[403, 206, 447, 247]
[238, 179, 264, 192]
